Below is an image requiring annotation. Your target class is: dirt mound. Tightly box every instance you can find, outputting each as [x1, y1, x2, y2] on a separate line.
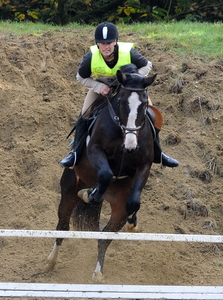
[1, 29, 223, 293]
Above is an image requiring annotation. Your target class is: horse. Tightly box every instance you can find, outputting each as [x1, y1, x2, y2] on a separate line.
[48, 63, 157, 281]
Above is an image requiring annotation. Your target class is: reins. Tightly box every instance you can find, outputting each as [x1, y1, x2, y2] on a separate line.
[66, 80, 118, 140]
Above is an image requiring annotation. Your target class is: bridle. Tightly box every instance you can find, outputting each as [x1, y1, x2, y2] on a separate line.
[107, 84, 148, 133]
[107, 84, 148, 179]
[121, 85, 147, 92]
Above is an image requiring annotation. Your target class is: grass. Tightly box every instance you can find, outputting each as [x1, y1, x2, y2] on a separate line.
[128, 21, 223, 59]
[0, 20, 222, 59]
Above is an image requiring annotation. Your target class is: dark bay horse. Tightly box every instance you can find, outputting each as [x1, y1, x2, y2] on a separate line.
[48, 64, 157, 281]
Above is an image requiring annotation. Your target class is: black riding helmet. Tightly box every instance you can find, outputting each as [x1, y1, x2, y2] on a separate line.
[95, 22, 119, 43]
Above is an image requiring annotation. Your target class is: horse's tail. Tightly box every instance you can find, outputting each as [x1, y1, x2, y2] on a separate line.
[72, 201, 102, 231]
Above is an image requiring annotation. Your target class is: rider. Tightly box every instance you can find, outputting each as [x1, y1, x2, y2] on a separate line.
[60, 22, 179, 168]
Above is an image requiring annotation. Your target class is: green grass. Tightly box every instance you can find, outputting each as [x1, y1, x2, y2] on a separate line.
[0, 20, 222, 59]
[0, 21, 81, 35]
[129, 21, 223, 59]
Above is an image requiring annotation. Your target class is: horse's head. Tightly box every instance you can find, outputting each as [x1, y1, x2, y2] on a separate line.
[116, 64, 157, 152]
[117, 63, 157, 90]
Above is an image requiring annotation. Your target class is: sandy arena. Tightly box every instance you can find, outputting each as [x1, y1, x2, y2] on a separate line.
[0, 27, 223, 299]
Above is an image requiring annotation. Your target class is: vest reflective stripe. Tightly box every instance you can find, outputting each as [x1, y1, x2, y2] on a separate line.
[90, 42, 134, 81]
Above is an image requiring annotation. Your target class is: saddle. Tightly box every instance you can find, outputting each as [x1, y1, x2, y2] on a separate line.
[147, 105, 163, 130]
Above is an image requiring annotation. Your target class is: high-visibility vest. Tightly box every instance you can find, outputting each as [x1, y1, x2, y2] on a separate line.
[90, 42, 134, 84]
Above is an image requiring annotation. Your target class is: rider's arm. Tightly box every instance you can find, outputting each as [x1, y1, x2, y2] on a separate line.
[130, 48, 152, 77]
[76, 72, 105, 94]
[76, 51, 105, 94]
[138, 61, 153, 77]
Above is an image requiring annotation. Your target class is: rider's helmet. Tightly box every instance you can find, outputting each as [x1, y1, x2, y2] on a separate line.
[95, 22, 119, 43]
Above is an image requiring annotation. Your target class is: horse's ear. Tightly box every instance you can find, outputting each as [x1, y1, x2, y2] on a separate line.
[144, 73, 157, 87]
[116, 70, 126, 84]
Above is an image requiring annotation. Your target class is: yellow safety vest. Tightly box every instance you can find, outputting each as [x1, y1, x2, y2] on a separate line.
[90, 42, 134, 84]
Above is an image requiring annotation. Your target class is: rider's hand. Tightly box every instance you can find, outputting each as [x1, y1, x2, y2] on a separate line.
[100, 85, 110, 96]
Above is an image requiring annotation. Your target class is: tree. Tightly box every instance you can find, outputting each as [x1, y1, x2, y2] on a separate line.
[0, 0, 222, 24]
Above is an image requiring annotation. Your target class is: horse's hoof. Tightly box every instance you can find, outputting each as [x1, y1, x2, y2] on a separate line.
[78, 189, 91, 203]
[78, 188, 103, 204]
[47, 258, 57, 270]
[92, 271, 104, 282]
[124, 222, 139, 232]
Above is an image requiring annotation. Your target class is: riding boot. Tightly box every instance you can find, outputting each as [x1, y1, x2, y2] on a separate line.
[60, 115, 88, 168]
[153, 128, 179, 168]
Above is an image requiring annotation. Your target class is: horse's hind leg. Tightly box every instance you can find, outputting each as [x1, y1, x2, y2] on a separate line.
[93, 195, 128, 281]
[48, 168, 79, 269]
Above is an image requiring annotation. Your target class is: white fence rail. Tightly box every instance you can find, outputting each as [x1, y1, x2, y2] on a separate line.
[1, 229, 223, 243]
[1, 282, 223, 299]
[1, 229, 223, 299]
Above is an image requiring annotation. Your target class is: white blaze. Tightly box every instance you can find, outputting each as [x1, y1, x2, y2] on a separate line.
[124, 92, 141, 150]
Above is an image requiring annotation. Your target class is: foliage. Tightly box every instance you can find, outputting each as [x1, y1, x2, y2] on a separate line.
[115, 1, 168, 23]
[0, 0, 222, 24]
[169, 0, 223, 21]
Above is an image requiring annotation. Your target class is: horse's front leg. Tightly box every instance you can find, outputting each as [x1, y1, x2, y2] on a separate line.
[78, 147, 113, 204]
[125, 164, 152, 232]
[48, 169, 78, 268]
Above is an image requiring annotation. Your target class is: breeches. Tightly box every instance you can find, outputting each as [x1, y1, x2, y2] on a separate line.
[82, 90, 99, 115]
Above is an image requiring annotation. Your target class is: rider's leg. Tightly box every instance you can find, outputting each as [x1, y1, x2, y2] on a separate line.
[147, 97, 179, 168]
[153, 127, 179, 168]
[60, 91, 99, 168]
[81, 90, 100, 116]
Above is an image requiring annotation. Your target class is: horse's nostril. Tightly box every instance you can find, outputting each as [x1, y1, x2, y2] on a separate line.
[124, 146, 137, 153]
